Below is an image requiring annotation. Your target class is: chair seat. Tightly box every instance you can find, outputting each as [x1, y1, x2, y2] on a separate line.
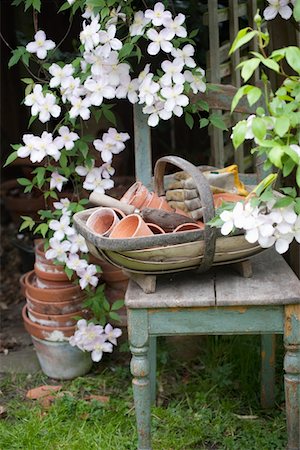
[125, 249, 300, 309]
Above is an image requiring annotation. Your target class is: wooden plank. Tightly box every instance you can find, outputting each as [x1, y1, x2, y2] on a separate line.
[189, 84, 258, 114]
[203, 3, 247, 25]
[215, 249, 300, 306]
[133, 104, 152, 190]
[125, 271, 216, 308]
[219, 42, 231, 63]
[148, 306, 284, 335]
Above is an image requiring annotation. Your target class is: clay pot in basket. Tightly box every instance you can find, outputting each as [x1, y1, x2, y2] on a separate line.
[120, 182, 150, 209]
[86, 207, 121, 237]
[110, 214, 153, 239]
[213, 193, 245, 208]
[173, 222, 205, 233]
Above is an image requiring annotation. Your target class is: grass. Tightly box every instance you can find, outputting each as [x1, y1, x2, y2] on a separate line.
[0, 335, 287, 450]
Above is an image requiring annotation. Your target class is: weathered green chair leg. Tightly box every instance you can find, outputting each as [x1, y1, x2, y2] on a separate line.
[260, 334, 276, 408]
[128, 310, 152, 450]
[149, 336, 157, 405]
[284, 305, 300, 450]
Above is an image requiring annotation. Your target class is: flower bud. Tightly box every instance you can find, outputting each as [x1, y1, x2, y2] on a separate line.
[254, 11, 262, 25]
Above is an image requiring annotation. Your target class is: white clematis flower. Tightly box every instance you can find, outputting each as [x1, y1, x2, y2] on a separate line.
[163, 13, 187, 38]
[184, 69, 206, 94]
[138, 73, 160, 106]
[83, 168, 114, 193]
[26, 30, 55, 59]
[160, 84, 189, 113]
[54, 126, 79, 151]
[50, 171, 68, 192]
[98, 25, 122, 57]
[38, 93, 61, 123]
[104, 323, 122, 346]
[66, 253, 88, 274]
[69, 96, 91, 120]
[84, 77, 115, 106]
[45, 237, 71, 263]
[145, 2, 172, 27]
[160, 60, 185, 86]
[263, 0, 292, 20]
[146, 28, 174, 55]
[130, 11, 151, 36]
[49, 215, 75, 241]
[80, 17, 100, 51]
[49, 63, 74, 88]
[24, 84, 44, 116]
[68, 233, 89, 254]
[172, 44, 196, 68]
[77, 264, 98, 289]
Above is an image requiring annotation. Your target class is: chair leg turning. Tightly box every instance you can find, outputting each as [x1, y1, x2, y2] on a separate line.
[284, 305, 300, 450]
[130, 344, 152, 450]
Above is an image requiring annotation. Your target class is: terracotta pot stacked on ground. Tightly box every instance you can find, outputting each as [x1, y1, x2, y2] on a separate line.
[22, 242, 92, 379]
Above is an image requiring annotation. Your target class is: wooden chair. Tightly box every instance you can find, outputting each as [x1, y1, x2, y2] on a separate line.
[125, 84, 300, 448]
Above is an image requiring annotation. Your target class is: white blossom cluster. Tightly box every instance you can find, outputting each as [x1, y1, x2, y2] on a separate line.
[69, 319, 122, 362]
[263, 0, 296, 21]
[219, 198, 300, 254]
[45, 197, 101, 290]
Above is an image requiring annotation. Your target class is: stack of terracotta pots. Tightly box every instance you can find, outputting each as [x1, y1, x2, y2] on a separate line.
[22, 241, 92, 379]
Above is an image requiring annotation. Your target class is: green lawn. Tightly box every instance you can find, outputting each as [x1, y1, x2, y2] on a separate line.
[0, 336, 286, 450]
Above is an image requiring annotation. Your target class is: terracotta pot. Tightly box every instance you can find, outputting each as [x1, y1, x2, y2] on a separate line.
[121, 182, 150, 208]
[173, 222, 205, 232]
[34, 262, 69, 282]
[213, 193, 245, 208]
[110, 214, 153, 239]
[142, 192, 162, 209]
[27, 307, 84, 327]
[26, 291, 85, 315]
[86, 207, 120, 236]
[31, 336, 93, 380]
[25, 271, 83, 302]
[19, 273, 27, 297]
[146, 223, 165, 234]
[22, 305, 76, 340]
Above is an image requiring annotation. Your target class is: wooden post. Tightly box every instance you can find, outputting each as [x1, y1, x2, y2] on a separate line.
[133, 104, 152, 190]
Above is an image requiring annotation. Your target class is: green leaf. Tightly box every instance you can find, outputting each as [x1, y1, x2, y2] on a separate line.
[65, 266, 74, 280]
[103, 298, 110, 312]
[268, 146, 284, 169]
[297, 165, 300, 188]
[229, 28, 257, 55]
[283, 159, 295, 177]
[28, 115, 37, 128]
[252, 117, 266, 140]
[111, 299, 124, 311]
[34, 223, 49, 238]
[274, 116, 290, 137]
[232, 121, 247, 149]
[247, 86, 262, 107]
[185, 112, 194, 129]
[261, 58, 280, 73]
[36, 167, 46, 187]
[274, 196, 294, 208]
[108, 311, 121, 322]
[3, 151, 18, 167]
[295, 198, 300, 214]
[231, 85, 250, 113]
[285, 46, 300, 74]
[196, 99, 209, 112]
[293, 0, 300, 21]
[119, 43, 134, 59]
[100, 6, 109, 19]
[239, 58, 260, 82]
[280, 187, 297, 198]
[60, 152, 68, 169]
[199, 118, 209, 128]
[32, 0, 41, 11]
[78, 141, 89, 158]
[17, 177, 32, 186]
[8, 47, 26, 68]
[209, 113, 228, 131]
[58, 2, 71, 12]
[19, 216, 35, 232]
[285, 146, 300, 164]
[102, 107, 117, 126]
[21, 78, 34, 84]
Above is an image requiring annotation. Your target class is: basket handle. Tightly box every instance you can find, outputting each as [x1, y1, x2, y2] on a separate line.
[154, 155, 216, 273]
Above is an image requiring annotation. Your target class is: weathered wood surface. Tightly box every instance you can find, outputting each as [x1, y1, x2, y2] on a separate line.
[125, 270, 215, 308]
[215, 249, 300, 306]
[125, 249, 300, 308]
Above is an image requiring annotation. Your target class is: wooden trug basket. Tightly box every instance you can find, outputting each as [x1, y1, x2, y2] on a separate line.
[73, 156, 264, 292]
